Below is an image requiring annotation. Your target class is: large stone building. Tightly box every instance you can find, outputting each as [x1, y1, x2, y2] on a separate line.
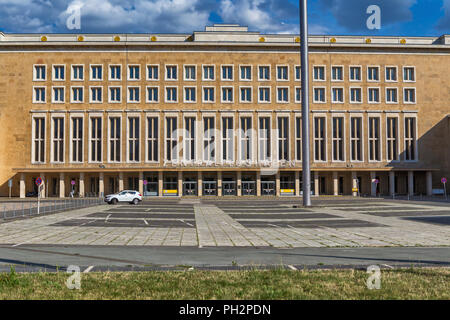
[0, 24, 449, 198]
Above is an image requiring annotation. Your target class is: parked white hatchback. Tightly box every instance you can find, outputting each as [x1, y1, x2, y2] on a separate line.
[104, 190, 142, 205]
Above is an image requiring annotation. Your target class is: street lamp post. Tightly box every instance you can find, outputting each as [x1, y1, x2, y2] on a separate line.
[300, 0, 312, 207]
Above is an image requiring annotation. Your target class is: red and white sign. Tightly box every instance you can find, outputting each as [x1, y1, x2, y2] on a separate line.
[35, 177, 42, 186]
[442, 177, 447, 184]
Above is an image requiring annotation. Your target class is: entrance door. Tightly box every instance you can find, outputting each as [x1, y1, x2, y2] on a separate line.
[203, 181, 217, 196]
[242, 181, 256, 196]
[223, 180, 236, 196]
[183, 180, 197, 196]
[128, 177, 139, 191]
[145, 177, 158, 196]
[261, 181, 275, 195]
[109, 177, 118, 194]
[338, 177, 344, 195]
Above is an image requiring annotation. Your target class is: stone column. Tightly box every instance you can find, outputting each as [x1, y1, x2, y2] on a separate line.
[158, 171, 163, 197]
[40, 173, 46, 198]
[370, 171, 377, 197]
[79, 172, 85, 197]
[139, 172, 144, 196]
[389, 171, 395, 196]
[59, 172, 65, 198]
[314, 171, 319, 196]
[99, 172, 104, 197]
[118, 172, 124, 191]
[256, 171, 261, 197]
[426, 171, 433, 196]
[408, 171, 414, 196]
[217, 171, 223, 197]
[352, 171, 358, 197]
[20, 173, 26, 199]
[295, 171, 300, 197]
[275, 171, 281, 197]
[237, 171, 242, 197]
[198, 171, 203, 197]
[333, 172, 338, 196]
[178, 171, 183, 197]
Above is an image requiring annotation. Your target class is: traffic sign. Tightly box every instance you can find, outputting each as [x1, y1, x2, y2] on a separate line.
[8, 179, 12, 188]
[35, 177, 42, 186]
[442, 177, 447, 184]
[143, 180, 148, 186]
[374, 179, 379, 184]
[71, 180, 76, 185]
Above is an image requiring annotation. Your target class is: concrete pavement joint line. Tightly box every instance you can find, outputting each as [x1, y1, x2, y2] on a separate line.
[83, 266, 94, 273]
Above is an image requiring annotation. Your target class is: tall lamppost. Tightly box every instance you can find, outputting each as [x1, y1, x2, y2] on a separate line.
[300, 0, 312, 207]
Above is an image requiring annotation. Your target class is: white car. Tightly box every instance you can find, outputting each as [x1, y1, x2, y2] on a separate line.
[105, 190, 142, 205]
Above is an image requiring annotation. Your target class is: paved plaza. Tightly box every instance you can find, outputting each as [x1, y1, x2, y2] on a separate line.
[0, 198, 449, 248]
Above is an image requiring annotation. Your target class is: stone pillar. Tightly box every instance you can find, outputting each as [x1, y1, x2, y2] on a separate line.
[139, 172, 144, 196]
[119, 172, 124, 191]
[314, 171, 319, 196]
[217, 171, 223, 197]
[256, 171, 261, 197]
[408, 171, 414, 196]
[389, 171, 395, 196]
[370, 171, 377, 197]
[39, 173, 46, 199]
[237, 171, 242, 197]
[20, 173, 26, 199]
[333, 172, 338, 196]
[352, 171, 358, 197]
[426, 171, 433, 196]
[59, 172, 65, 198]
[275, 171, 281, 197]
[79, 172, 85, 197]
[158, 171, 163, 197]
[99, 172, 104, 197]
[295, 171, 300, 197]
[178, 171, 183, 197]
[198, 171, 203, 197]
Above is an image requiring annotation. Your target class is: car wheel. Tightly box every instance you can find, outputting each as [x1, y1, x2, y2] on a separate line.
[111, 198, 118, 205]
[132, 198, 139, 205]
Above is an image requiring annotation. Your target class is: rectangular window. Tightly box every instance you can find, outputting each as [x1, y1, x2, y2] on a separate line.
[404, 88, 416, 103]
[295, 87, 301, 103]
[295, 66, 301, 81]
[90, 117, 102, 162]
[147, 87, 158, 103]
[368, 66, 380, 81]
[331, 66, 343, 81]
[147, 117, 158, 162]
[34, 65, 46, 81]
[332, 117, 344, 161]
[277, 87, 289, 103]
[350, 88, 362, 103]
[404, 117, 417, 161]
[295, 117, 302, 161]
[386, 67, 397, 82]
[203, 87, 214, 103]
[109, 65, 121, 80]
[386, 88, 398, 103]
[313, 66, 325, 81]
[147, 65, 159, 80]
[222, 66, 233, 81]
[166, 87, 177, 102]
[240, 117, 252, 161]
[166, 117, 178, 161]
[128, 117, 140, 162]
[184, 66, 196, 80]
[314, 117, 326, 161]
[258, 66, 270, 81]
[278, 117, 289, 161]
[52, 117, 64, 163]
[71, 117, 83, 163]
[313, 87, 326, 103]
[240, 87, 252, 102]
[277, 66, 288, 80]
[128, 65, 140, 80]
[332, 87, 344, 103]
[90, 65, 103, 80]
[71, 87, 84, 103]
[203, 65, 215, 80]
[109, 87, 121, 103]
[403, 67, 415, 82]
[221, 87, 233, 103]
[350, 117, 362, 161]
[166, 65, 178, 80]
[368, 88, 380, 103]
[203, 117, 215, 161]
[240, 66, 252, 80]
[259, 87, 270, 103]
[90, 87, 102, 103]
[184, 117, 195, 161]
[368, 117, 381, 161]
[128, 87, 140, 103]
[34, 87, 46, 103]
[222, 117, 234, 161]
[109, 117, 121, 162]
[184, 87, 196, 103]
[53, 65, 65, 81]
[386, 117, 398, 161]
[72, 65, 84, 81]
[33, 118, 45, 163]
[349, 66, 361, 81]
[258, 117, 271, 161]
[53, 87, 65, 103]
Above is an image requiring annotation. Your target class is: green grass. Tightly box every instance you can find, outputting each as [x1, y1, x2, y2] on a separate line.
[0, 267, 449, 300]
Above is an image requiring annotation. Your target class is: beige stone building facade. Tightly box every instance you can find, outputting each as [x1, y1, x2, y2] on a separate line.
[0, 24, 449, 198]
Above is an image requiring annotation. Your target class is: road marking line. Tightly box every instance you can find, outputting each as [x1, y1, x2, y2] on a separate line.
[83, 266, 94, 273]
[287, 265, 297, 270]
[143, 219, 149, 225]
[105, 214, 111, 223]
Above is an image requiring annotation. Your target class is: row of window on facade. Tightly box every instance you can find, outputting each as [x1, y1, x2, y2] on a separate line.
[33, 64, 417, 83]
[33, 85, 416, 104]
[31, 115, 418, 165]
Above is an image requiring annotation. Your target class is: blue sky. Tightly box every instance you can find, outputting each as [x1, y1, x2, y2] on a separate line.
[0, 0, 448, 36]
